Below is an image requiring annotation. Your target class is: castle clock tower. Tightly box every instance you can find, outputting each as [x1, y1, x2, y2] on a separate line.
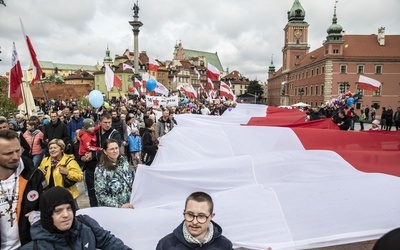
[282, 0, 310, 72]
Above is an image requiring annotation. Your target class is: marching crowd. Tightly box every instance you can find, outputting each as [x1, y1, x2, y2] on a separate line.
[0, 97, 236, 249]
[304, 105, 400, 131]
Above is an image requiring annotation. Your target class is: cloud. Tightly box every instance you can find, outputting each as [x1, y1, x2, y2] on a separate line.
[0, 0, 399, 82]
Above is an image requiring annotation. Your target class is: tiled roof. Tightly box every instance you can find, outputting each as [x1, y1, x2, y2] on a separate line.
[341, 35, 400, 58]
[39, 61, 99, 72]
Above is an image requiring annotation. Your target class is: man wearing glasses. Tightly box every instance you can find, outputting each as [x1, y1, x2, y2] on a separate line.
[156, 191, 233, 249]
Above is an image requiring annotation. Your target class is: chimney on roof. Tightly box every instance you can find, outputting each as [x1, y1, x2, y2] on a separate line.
[377, 27, 385, 46]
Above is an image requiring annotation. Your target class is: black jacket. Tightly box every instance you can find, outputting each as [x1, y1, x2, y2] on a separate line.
[156, 221, 233, 250]
[18, 156, 47, 246]
[43, 120, 70, 146]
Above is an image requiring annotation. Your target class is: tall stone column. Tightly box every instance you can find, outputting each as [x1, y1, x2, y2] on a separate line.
[129, 1, 143, 80]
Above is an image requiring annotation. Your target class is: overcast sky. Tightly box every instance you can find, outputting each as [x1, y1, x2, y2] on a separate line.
[0, 0, 399, 82]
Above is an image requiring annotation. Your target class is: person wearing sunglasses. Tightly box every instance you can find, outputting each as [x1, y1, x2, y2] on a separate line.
[156, 191, 233, 249]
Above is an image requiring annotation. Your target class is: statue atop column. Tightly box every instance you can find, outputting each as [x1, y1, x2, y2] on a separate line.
[133, 1, 139, 16]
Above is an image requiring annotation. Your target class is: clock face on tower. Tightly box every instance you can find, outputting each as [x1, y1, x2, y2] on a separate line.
[294, 29, 302, 38]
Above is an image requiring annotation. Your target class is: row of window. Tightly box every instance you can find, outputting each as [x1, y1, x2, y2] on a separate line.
[294, 84, 382, 96]
[292, 63, 326, 80]
[340, 65, 382, 74]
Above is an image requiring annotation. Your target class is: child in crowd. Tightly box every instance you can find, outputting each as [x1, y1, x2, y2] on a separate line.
[126, 127, 142, 169]
[78, 118, 101, 160]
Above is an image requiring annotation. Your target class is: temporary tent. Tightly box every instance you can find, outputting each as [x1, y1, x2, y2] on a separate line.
[79, 104, 400, 249]
[291, 102, 311, 107]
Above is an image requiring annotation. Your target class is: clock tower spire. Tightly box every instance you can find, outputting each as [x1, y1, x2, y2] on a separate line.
[282, 0, 310, 72]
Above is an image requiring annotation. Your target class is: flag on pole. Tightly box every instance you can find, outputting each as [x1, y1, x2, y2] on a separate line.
[173, 75, 177, 82]
[194, 68, 200, 79]
[206, 63, 220, 81]
[9, 43, 24, 106]
[20, 18, 42, 84]
[134, 77, 142, 88]
[228, 80, 232, 88]
[220, 82, 236, 101]
[207, 78, 214, 90]
[155, 80, 169, 96]
[148, 57, 159, 72]
[123, 63, 135, 72]
[220, 81, 231, 90]
[105, 65, 122, 91]
[357, 75, 381, 92]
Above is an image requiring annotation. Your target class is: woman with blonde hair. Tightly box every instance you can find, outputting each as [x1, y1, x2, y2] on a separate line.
[39, 139, 83, 204]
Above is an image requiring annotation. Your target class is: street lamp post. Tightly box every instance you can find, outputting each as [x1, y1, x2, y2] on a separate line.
[299, 88, 304, 102]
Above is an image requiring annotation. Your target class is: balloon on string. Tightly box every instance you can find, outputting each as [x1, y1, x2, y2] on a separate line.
[88, 90, 104, 108]
[103, 102, 110, 109]
[346, 97, 354, 106]
[146, 78, 157, 91]
[128, 85, 134, 93]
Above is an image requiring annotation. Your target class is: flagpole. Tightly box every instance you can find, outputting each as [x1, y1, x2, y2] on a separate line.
[20, 81, 29, 118]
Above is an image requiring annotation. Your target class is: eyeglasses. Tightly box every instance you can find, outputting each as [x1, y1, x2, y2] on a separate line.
[183, 212, 210, 224]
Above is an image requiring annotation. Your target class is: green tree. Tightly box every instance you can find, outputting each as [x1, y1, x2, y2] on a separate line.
[0, 77, 18, 118]
[247, 80, 264, 101]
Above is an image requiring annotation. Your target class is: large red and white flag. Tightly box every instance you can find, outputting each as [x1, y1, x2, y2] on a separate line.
[206, 63, 220, 81]
[9, 43, 24, 106]
[20, 18, 42, 84]
[105, 65, 122, 91]
[207, 78, 214, 90]
[155, 80, 169, 96]
[357, 75, 381, 91]
[123, 63, 135, 73]
[148, 57, 159, 72]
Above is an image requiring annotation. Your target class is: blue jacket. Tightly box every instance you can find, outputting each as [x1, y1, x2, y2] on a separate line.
[156, 221, 233, 250]
[126, 134, 142, 152]
[67, 116, 84, 142]
[21, 215, 131, 250]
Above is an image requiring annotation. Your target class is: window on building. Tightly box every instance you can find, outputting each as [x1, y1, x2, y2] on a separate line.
[373, 85, 381, 96]
[357, 65, 364, 74]
[321, 84, 324, 95]
[355, 102, 361, 110]
[316, 67, 319, 75]
[333, 49, 339, 54]
[375, 65, 382, 74]
[310, 86, 313, 96]
[306, 71, 308, 78]
[311, 69, 314, 76]
[322, 66, 325, 74]
[340, 65, 347, 74]
[305, 87, 308, 96]
[295, 55, 300, 59]
[315, 85, 319, 96]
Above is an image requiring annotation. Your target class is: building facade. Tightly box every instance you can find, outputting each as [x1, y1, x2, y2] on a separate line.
[268, 0, 400, 112]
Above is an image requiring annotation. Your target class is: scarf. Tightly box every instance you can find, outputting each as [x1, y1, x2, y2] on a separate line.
[182, 221, 214, 247]
[28, 129, 40, 136]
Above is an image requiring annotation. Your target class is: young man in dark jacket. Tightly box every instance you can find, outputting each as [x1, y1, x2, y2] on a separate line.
[0, 130, 47, 248]
[21, 186, 131, 250]
[156, 192, 233, 249]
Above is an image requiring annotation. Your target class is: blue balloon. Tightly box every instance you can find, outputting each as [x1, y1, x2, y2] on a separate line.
[146, 78, 157, 91]
[346, 97, 354, 106]
[88, 90, 104, 108]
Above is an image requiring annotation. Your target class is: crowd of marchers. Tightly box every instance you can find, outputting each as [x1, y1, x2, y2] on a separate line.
[304, 105, 400, 131]
[0, 96, 239, 249]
